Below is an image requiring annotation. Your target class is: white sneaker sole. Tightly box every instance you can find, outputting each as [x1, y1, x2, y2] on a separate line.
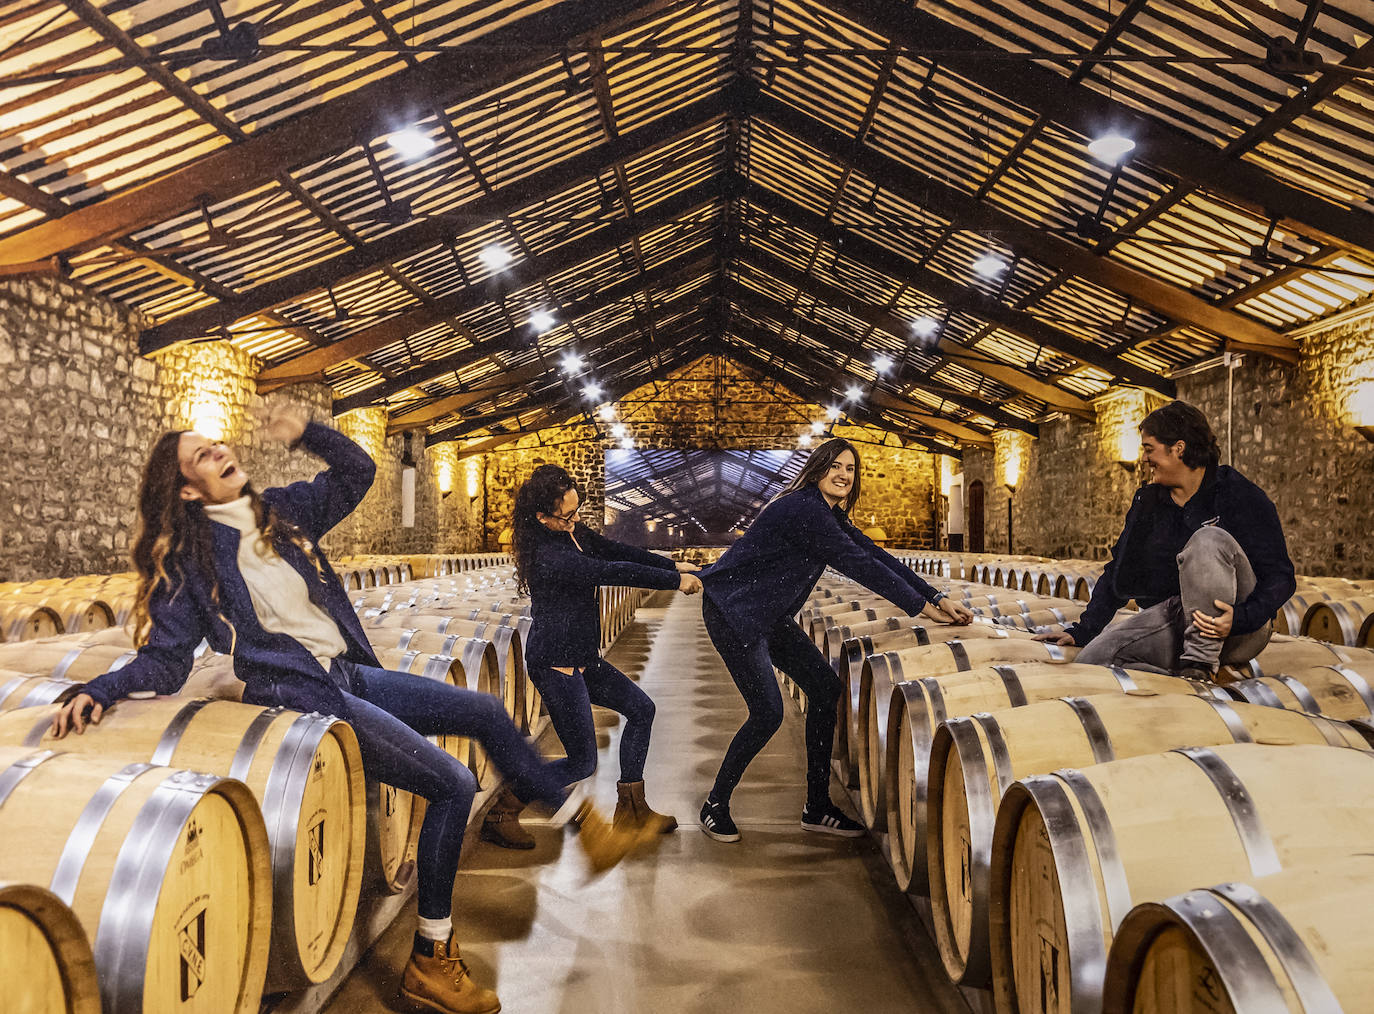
[800, 820, 865, 838]
[700, 824, 741, 843]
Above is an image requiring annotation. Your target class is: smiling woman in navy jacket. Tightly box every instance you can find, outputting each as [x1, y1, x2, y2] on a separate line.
[480, 464, 703, 849]
[697, 437, 974, 842]
[48, 405, 645, 1014]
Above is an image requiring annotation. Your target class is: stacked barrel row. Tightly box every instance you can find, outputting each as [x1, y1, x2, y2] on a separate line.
[0, 558, 657, 1012]
[0, 573, 138, 643]
[803, 561, 1374, 1012]
[334, 553, 512, 589]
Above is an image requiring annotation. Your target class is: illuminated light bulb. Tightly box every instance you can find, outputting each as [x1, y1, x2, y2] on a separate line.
[912, 316, 940, 339]
[583, 383, 602, 399]
[810, 421, 825, 434]
[479, 246, 512, 270]
[388, 127, 435, 160]
[597, 404, 616, 421]
[1087, 131, 1136, 165]
[561, 352, 584, 373]
[873, 354, 894, 374]
[798, 433, 813, 447]
[973, 254, 1006, 277]
[825, 405, 842, 420]
[611, 423, 628, 439]
[530, 310, 555, 332]
[845, 384, 864, 401]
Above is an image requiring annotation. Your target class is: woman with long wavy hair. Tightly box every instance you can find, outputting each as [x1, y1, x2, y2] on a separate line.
[49, 405, 648, 1014]
[480, 464, 702, 849]
[696, 437, 974, 842]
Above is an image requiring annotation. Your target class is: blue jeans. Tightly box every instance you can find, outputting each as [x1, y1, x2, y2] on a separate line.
[527, 658, 656, 785]
[702, 597, 841, 811]
[315, 662, 564, 920]
[1077, 526, 1273, 673]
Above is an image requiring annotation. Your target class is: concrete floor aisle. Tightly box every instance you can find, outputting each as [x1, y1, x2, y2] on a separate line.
[324, 593, 969, 1014]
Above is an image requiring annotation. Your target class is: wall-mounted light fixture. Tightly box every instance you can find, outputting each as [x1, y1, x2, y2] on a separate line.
[1349, 382, 1374, 442]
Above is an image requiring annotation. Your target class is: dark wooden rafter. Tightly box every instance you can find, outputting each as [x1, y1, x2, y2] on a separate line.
[725, 280, 1038, 433]
[258, 179, 723, 388]
[0, 0, 688, 269]
[141, 89, 734, 352]
[725, 317, 994, 445]
[332, 250, 717, 412]
[740, 85, 1297, 359]
[829, 0, 1374, 263]
[737, 179, 1166, 399]
[383, 284, 713, 429]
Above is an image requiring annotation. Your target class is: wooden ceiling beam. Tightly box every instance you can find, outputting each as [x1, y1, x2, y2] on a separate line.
[738, 180, 1164, 399]
[742, 86, 1296, 360]
[334, 256, 715, 414]
[829, 0, 1374, 264]
[258, 180, 722, 387]
[0, 0, 685, 269]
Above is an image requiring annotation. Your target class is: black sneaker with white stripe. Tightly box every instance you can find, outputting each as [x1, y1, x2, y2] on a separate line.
[800, 802, 865, 837]
[699, 799, 740, 843]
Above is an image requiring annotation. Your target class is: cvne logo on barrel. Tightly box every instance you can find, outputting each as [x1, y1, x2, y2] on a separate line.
[308, 815, 326, 885]
[179, 905, 208, 1001]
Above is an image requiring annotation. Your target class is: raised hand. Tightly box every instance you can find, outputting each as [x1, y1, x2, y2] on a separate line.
[258, 402, 310, 445]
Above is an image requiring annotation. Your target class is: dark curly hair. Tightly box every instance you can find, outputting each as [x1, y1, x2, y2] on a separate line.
[1140, 401, 1221, 469]
[511, 464, 580, 594]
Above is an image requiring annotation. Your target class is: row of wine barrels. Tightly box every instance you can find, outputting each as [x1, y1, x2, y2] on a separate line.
[0, 672, 81, 712]
[1104, 855, 1374, 1013]
[0, 746, 272, 1014]
[880, 664, 1229, 895]
[925, 691, 1368, 987]
[0, 641, 137, 682]
[0, 699, 366, 990]
[371, 646, 496, 781]
[988, 743, 1374, 1014]
[1300, 595, 1374, 647]
[0, 603, 62, 642]
[0, 880, 100, 1014]
[1227, 661, 1374, 720]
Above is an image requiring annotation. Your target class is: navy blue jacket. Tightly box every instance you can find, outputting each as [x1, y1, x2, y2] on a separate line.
[1066, 464, 1296, 646]
[524, 523, 681, 668]
[79, 423, 381, 716]
[700, 484, 937, 645]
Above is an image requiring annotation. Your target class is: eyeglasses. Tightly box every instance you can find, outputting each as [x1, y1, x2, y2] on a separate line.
[548, 504, 581, 523]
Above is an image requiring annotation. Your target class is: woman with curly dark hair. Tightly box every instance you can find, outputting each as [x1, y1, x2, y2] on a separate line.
[697, 437, 973, 843]
[49, 405, 647, 1014]
[480, 464, 702, 849]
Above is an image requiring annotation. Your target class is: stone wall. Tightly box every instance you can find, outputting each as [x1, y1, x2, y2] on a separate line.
[955, 313, 1374, 577]
[476, 424, 606, 550]
[0, 276, 482, 580]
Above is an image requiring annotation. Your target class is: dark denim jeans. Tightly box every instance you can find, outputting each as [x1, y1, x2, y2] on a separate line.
[527, 657, 656, 785]
[702, 597, 841, 811]
[1077, 526, 1272, 673]
[316, 661, 564, 920]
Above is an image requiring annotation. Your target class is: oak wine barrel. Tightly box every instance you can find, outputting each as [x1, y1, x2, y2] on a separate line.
[0, 881, 100, 1014]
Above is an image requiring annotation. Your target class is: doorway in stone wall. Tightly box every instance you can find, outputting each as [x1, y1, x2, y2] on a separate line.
[968, 480, 985, 553]
[602, 448, 807, 548]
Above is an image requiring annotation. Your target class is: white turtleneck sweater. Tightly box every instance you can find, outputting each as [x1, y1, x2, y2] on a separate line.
[202, 496, 347, 670]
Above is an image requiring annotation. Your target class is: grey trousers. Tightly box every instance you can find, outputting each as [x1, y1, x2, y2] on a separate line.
[1076, 526, 1272, 674]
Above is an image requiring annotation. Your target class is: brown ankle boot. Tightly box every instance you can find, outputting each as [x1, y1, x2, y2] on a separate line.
[613, 780, 678, 833]
[401, 936, 501, 1014]
[479, 787, 534, 850]
[574, 801, 660, 875]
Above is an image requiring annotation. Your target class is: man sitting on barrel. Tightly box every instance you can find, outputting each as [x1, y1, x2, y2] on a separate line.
[1036, 400, 1295, 679]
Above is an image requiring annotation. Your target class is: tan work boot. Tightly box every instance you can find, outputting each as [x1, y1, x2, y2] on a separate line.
[400, 936, 501, 1014]
[574, 801, 660, 875]
[614, 780, 678, 834]
[479, 787, 534, 850]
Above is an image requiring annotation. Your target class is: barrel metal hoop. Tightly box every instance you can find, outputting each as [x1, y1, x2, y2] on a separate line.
[95, 770, 220, 1014]
[1107, 667, 1137, 691]
[420, 655, 454, 683]
[1235, 679, 1285, 710]
[262, 712, 334, 972]
[0, 749, 58, 807]
[970, 713, 1016, 794]
[50, 647, 87, 681]
[0, 675, 28, 704]
[947, 641, 971, 671]
[1058, 768, 1134, 933]
[1018, 775, 1113, 1013]
[50, 762, 156, 904]
[436, 616, 453, 633]
[944, 717, 1000, 961]
[1308, 715, 1355, 749]
[1276, 675, 1322, 715]
[914, 625, 930, 645]
[1044, 642, 1066, 662]
[396, 629, 417, 651]
[992, 665, 1028, 707]
[1175, 747, 1281, 878]
[1148, 891, 1290, 1014]
[1210, 882, 1343, 1013]
[150, 698, 214, 766]
[1201, 697, 1253, 743]
[921, 677, 948, 725]
[19, 678, 77, 710]
[460, 639, 489, 692]
[398, 650, 421, 673]
[230, 707, 287, 781]
[1061, 698, 1116, 764]
[1333, 665, 1374, 715]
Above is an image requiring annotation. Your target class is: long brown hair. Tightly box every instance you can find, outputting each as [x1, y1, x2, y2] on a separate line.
[129, 430, 320, 648]
[774, 437, 862, 513]
[511, 464, 578, 595]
